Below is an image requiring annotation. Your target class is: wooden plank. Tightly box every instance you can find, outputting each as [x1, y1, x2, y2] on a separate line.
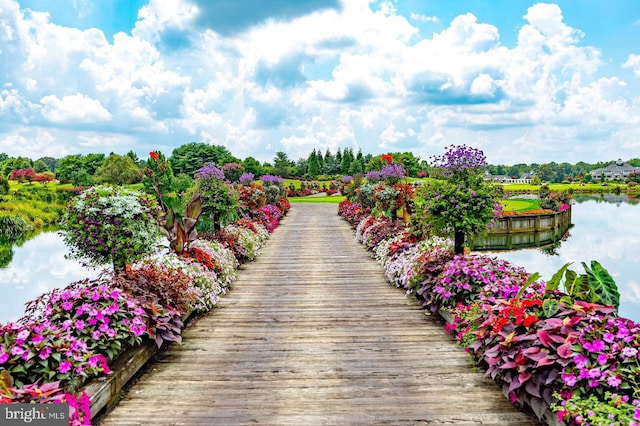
[97, 203, 542, 425]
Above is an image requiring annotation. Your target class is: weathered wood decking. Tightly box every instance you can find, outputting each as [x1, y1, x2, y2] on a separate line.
[99, 203, 541, 425]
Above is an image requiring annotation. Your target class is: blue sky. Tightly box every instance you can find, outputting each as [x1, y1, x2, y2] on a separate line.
[1, 0, 640, 165]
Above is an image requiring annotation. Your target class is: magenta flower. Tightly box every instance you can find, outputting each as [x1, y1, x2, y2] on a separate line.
[58, 361, 73, 374]
[38, 346, 52, 360]
[62, 301, 74, 311]
[0, 351, 9, 364]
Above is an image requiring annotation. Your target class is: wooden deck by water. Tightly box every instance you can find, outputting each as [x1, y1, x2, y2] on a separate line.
[99, 203, 541, 425]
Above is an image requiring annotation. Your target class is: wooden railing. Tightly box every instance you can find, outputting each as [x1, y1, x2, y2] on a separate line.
[473, 207, 572, 251]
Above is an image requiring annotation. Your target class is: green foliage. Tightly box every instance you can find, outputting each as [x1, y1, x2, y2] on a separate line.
[142, 151, 174, 197]
[0, 214, 31, 237]
[169, 142, 234, 176]
[544, 261, 620, 311]
[93, 153, 142, 185]
[0, 174, 8, 195]
[414, 176, 501, 252]
[55, 154, 101, 185]
[413, 145, 503, 254]
[59, 185, 161, 271]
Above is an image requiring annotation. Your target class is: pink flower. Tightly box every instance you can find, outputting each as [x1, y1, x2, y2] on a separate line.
[74, 320, 86, 330]
[607, 375, 622, 388]
[597, 353, 608, 365]
[62, 301, 74, 311]
[92, 331, 101, 340]
[0, 351, 9, 363]
[38, 346, 52, 360]
[58, 361, 73, 374]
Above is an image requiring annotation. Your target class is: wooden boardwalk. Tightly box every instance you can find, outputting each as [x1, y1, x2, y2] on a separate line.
[99, 203, 541, 425]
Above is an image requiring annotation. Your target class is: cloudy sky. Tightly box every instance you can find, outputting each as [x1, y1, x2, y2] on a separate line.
[1, 0, 640, 165]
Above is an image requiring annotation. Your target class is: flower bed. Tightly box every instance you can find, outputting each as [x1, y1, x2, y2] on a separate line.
[338, 199, 640, 426]
[1, 200, 289, 424]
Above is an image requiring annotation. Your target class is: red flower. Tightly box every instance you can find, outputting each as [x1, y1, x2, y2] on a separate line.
[149, 151, 159, 161]
[381, 153, 393, 164]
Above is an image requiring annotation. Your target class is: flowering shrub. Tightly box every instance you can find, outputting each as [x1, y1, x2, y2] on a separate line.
[60, 185, 161, 271]
[560, 315, 640, 406]
[239, 173, 255, 185]
[224, 223, 267, 262]
[372, 182, 413, 218]
[362, 219, 406, 250]
[0, 319, 111, 390]
[9, 168, 55, 183]
[554, 390, 640, 426]
[221, 162, 245, 183]
[416, 144, 502, 254]
[191, 239, 238, 290]
[275, 198, 291, 214]
[261, 175, 286, 205]
[252, 205, 282, 233]
[429, 255, 530, 310]
[237, 183, 267, 212]
[194, 163, 239, 230]
[140, 253, 221, 312]
[21, 277, 147, 366]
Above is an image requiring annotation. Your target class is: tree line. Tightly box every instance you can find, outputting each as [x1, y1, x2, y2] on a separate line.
[1, 143, 639, 186]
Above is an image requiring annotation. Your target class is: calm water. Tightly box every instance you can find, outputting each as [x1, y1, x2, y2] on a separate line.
[0, 232, 98, 324]
[1, 195, 639, 324]
[488, 194, 640, 323]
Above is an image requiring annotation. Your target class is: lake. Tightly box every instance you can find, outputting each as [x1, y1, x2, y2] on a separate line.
[487, 194, 640, 323]
[1, 194, 639, 324]
[0, 232, 98, 324]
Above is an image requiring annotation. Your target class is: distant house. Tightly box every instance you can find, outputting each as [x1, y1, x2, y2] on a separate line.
[590, 160, 640, 181]
[486, 171, 535, 184]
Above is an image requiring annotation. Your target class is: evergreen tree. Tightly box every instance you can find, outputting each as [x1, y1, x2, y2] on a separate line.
[308, 149, 321, 178]
[340, 148, 353, 175]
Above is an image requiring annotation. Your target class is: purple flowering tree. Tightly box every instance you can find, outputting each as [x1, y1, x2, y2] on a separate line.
[414, 145, 503, 254]
[194, 163, 239, 231]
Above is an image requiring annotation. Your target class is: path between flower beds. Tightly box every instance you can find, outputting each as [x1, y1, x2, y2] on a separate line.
[98, 203, 541, 425]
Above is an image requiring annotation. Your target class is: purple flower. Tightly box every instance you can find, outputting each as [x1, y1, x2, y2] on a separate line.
[38, 346, 52, 360]
[0, 351, 9, 364]
[261, 174, 284, 185]
[62, 301, 74, 311]
[239, 173, 255, 184]
[196, 163, 225, 181]
[622, 347, 638, 358]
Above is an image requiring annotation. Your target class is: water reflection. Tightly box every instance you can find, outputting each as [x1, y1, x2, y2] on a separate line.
[487, 194, 640, 323]
[0, 232, 98, 324]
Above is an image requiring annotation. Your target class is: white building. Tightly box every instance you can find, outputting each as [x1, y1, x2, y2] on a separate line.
[589, 160, 640, 181]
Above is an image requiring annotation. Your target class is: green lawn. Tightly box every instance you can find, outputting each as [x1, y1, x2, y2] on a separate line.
[500, 198, 540, 212]
[289, 195, 346, 204]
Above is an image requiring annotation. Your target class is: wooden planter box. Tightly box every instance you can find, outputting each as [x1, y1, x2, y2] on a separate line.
[84, 311, 193, 420]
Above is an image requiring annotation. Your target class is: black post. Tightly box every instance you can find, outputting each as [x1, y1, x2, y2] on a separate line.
[454, 230, 465, 255]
